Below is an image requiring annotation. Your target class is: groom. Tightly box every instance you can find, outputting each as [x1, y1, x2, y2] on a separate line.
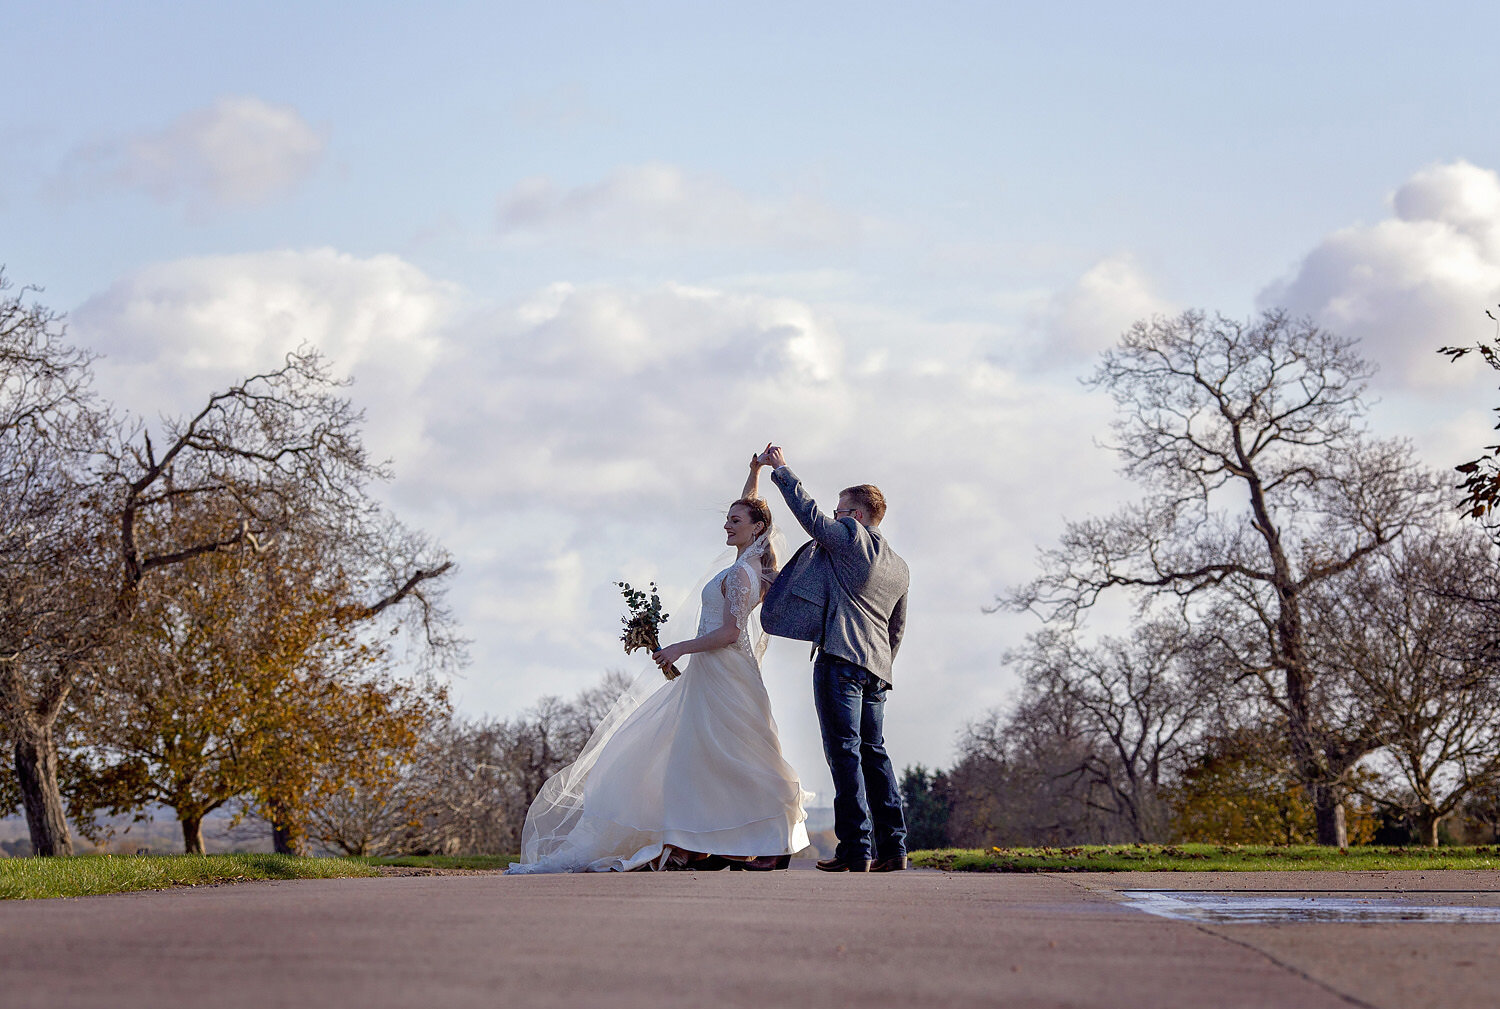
[756, 445, 910, 873]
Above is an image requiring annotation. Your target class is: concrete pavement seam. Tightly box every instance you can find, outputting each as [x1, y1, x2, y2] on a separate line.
[1043, 873, 1380, 1009]
[1192, 925, 1379, 1009]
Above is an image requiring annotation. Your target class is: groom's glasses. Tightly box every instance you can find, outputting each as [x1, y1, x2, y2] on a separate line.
[834, 508, 856, 517]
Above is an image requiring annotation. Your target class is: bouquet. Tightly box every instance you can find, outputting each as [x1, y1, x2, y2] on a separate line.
[617, 581, 680, 680]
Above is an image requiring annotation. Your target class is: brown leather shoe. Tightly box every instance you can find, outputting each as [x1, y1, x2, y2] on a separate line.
[816, 856, 872, 872]
[871, 854, 908, 872]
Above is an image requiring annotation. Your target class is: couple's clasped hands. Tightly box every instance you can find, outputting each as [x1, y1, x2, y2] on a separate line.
[751, 443, 785, 471]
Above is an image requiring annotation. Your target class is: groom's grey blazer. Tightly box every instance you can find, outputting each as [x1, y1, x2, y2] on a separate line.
[761, 466, 909, 685]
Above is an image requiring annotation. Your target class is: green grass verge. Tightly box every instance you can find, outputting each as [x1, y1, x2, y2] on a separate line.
[910, 843, 1500, 873]
[357, 854, 516, 870]
[0, 853, 378, 900]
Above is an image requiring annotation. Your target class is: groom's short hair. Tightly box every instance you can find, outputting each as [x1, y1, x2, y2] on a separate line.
[840, 484, 886, 524]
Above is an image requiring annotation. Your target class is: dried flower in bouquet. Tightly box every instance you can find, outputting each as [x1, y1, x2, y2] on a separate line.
[617, 580, 679, 679]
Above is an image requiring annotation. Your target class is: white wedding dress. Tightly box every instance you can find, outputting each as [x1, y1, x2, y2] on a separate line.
[506, 540, 810, 873]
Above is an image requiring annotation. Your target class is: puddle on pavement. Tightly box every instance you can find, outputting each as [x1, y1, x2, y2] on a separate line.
[1123, 890, 1500, 924]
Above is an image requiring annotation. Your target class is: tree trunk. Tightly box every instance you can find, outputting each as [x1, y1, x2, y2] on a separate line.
[1311, 785, 1347, 847]
[272, 819, 307, 856]
[1274, 574, 1339, 847]
[1416, 812, 1441, 848]
[267, 794, 308, 856]
[14, 730, 74, 856]
[181, 814, 205, 854]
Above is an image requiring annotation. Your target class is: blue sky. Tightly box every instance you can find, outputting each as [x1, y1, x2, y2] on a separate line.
[15, 1, 1499, 307]
[6, 2, 1500, 797]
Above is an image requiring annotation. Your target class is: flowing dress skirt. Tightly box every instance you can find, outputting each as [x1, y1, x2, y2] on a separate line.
[506, 641, 809, 873]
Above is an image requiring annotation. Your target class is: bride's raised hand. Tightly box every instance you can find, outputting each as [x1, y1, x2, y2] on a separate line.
[744, 444, 773, 499]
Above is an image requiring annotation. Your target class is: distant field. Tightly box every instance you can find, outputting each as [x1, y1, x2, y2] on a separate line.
[911, 844, 1500, 872]
[0, 853, 376, 900]
[0, 811, 271, 856]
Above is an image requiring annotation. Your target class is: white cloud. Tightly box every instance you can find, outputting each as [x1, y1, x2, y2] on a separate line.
[495, 162, 861, 251]
[408, 282, 853, 512]
[72, 248, 457, 464]
[1261, 160, 1500, 391]
[67, 253, 1122, 783]
[1029, 254, 1176, 367]
[55, 97, 326, 211]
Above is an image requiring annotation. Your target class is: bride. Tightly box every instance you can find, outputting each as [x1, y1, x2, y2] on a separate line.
[506, 456, 809, 873]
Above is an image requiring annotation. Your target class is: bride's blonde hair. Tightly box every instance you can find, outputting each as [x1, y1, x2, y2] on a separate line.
[733, 496, 777, 593]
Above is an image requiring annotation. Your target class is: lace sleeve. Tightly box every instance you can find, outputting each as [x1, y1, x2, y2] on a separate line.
[724, 562, 759, 633]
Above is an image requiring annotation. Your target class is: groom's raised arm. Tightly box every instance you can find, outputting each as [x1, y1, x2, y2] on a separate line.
[770, 466, 856, 552]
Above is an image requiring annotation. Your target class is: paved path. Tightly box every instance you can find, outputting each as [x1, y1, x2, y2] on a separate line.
[3, 866, 1499, 1008]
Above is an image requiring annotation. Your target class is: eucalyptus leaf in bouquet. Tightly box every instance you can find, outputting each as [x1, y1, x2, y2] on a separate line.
[617, 581, 679, 679]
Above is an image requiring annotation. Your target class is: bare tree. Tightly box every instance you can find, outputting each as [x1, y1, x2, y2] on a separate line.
[1009, 621, 1211, 841]
[305, 672, 631, 856]
[1460, 782, 1500, 843]
[946, 693, 1124, 846]
[304, 715, 487, 858]
[1, 726, 21, 819]
[1309, 524, 1500, 845]
[0, 271, 114, 856]
[1010, 310, 1438, 845]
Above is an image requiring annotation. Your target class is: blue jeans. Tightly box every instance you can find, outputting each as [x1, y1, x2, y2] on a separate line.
[813, 653, 907, 863]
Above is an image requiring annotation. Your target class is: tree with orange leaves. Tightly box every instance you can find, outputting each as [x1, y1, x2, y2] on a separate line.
[69, 499, 449, 854]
